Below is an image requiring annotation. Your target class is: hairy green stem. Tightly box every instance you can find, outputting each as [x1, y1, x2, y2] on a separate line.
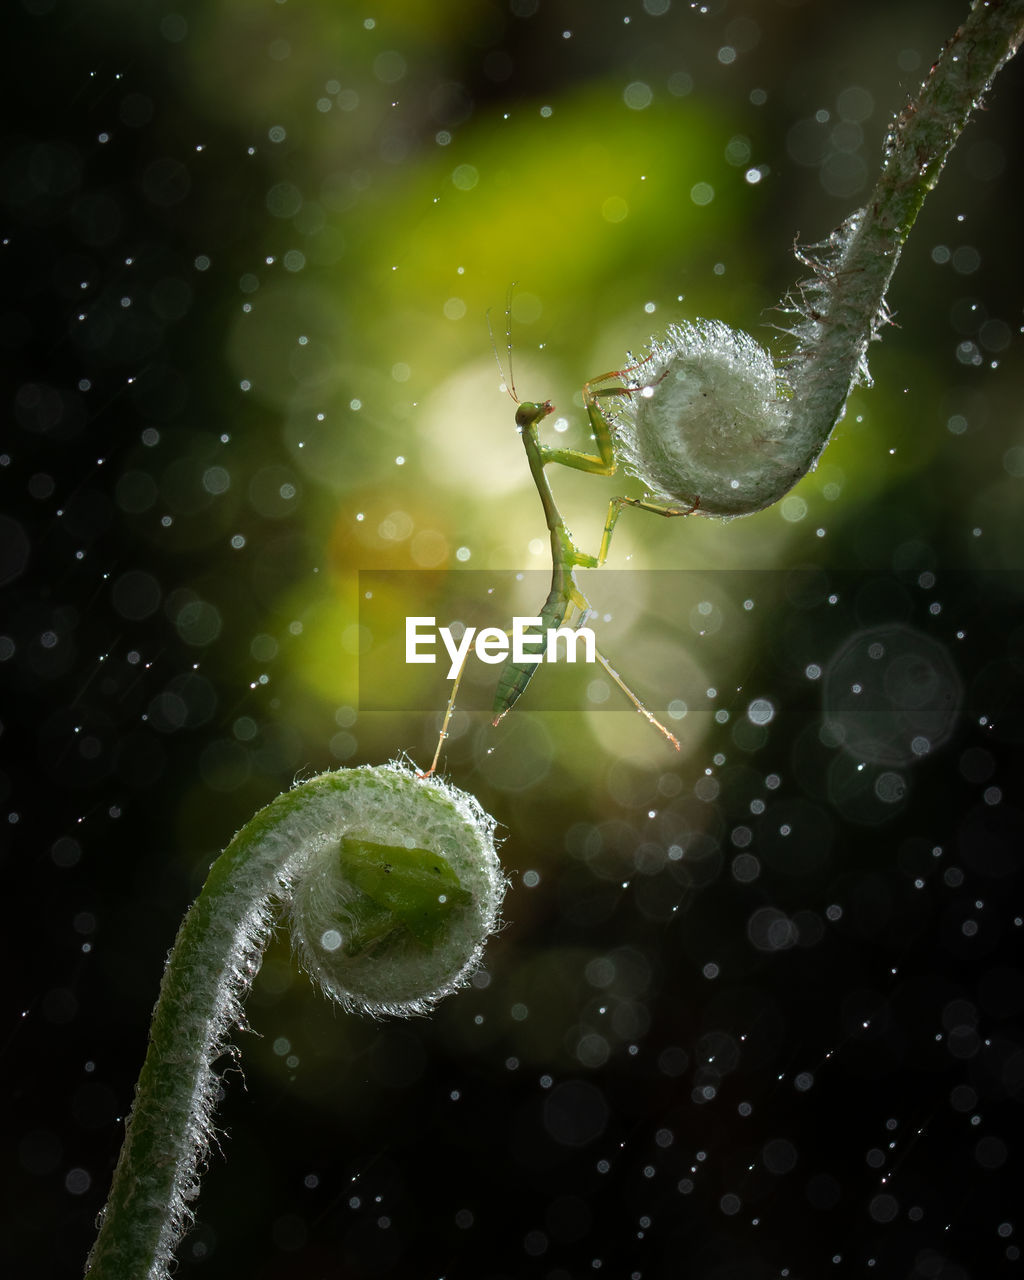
[611, 0, 1023, 521]
[787, 0, 1024, 445]
[85, 765, 503, 1280]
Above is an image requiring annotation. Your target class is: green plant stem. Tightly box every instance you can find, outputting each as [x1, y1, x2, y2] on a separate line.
[608, 1, 1023, 530]
[85, 766, 502, 1280]
[84, 782, 333, 1280]
[789, 0, 1024, 448]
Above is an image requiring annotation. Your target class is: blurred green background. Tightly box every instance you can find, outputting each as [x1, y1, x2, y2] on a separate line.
[5, 0, 1024, 1276]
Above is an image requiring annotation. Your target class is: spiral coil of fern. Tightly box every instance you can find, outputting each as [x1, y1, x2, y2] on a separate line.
[85, 764, 504, 1280]
[609, 0, 1024, 520]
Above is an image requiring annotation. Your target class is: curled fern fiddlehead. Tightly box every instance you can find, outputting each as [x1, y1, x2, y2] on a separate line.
[611, 319, 790, 517]
[609, 0, 1024, 521]
[85, 764, 503, 1280]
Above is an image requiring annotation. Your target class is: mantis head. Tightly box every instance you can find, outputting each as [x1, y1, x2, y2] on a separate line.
[514, 399, 555, 429]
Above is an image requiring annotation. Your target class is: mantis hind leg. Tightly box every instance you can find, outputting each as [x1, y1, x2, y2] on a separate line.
[418, 643, 477, 779]
[420, 619, 530, 777]
[593, 647, 681, 752]
[567, 582, 680, 752]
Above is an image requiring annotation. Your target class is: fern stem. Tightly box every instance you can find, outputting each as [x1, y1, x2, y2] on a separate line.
[85, 765, 503, 1280]
[788, 0, 1024, 447]
[611, 0, 1024, 521]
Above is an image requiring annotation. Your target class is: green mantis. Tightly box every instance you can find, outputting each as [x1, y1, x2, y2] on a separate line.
[419, 324, 693, 779]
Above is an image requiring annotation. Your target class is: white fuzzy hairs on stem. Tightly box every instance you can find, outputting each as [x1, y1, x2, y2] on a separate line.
[611, 1, 1024, 522]
[85, 764, 504, 1280]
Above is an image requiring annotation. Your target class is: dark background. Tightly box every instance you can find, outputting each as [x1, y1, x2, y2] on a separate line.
[4, 1, 1024, 1277]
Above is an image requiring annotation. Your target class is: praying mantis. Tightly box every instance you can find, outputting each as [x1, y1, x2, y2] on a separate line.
[419, 319, 696, 779]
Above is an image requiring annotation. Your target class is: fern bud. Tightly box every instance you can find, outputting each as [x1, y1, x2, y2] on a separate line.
[289, 766, 505, 1016]
[86, 764, 503, 1280]
[610, 320, 800, 518]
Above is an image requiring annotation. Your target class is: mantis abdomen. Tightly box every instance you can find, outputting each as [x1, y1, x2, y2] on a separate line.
[491, 578, 571, 725]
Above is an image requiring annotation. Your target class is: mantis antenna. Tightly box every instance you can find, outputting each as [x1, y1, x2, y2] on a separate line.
[487, 282, 520, 404]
